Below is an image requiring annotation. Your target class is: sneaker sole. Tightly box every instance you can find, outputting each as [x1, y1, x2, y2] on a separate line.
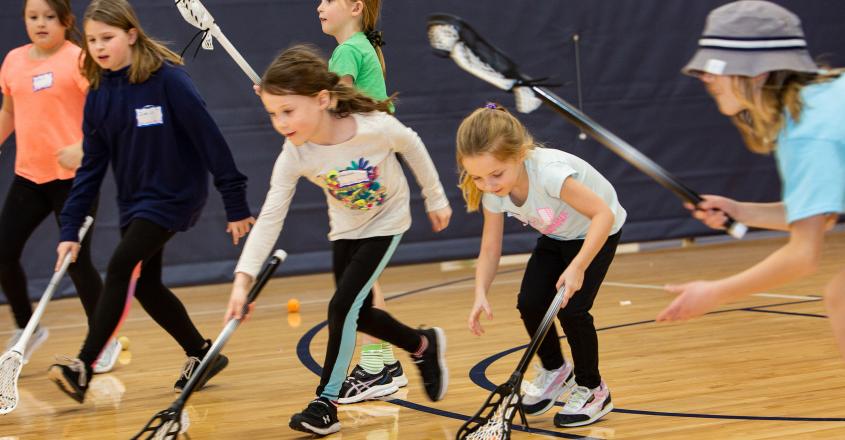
[289, 419, 341, 436]
[337, 383, 398, 404]
[431, 327, 448, 401]
[555, 401, 614, 428]
[523, 373, 575, 416]
[390, 373, 408, 388]
[47, 366, 84, 404]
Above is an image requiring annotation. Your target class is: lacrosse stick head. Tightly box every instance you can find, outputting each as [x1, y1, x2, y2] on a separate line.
[0, 350, 23, 415]
[174, 0, 215, 50]
[456, 382, 522, 440]
[132, 406, 191, 439]
[426, 14, 542, 113]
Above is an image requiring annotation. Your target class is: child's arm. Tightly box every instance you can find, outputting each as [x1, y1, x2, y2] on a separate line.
[689, 195, 788, 231]
[164, 69, 253, 240]
[0, 94, 13, 147]
[388, 117, 452, 230]
[225, 149, 299, 322]
[56, 114, 110, 268]
[57, 141, 83, 170]
[557, 178, 615, 304]
[469, 208, 504, 336]
[658, 214, 827, 321]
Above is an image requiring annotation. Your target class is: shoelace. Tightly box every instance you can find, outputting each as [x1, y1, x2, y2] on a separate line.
[563, 385, 591, 412]
[55, 355, 88, 388]
[525, 364, 557, 395]
[180, 356, 201, 380]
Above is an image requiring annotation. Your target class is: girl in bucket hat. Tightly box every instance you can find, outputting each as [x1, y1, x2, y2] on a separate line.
[657, 1, 845, 359]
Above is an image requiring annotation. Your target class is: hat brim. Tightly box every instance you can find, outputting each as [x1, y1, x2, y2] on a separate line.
[682, 47, 819, 77]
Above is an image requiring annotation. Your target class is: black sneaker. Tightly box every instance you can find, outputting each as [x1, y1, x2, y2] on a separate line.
[47, 357, 92, 403]
[411, 327, 448, 401]
[385, 360, 408, 388]
[289, 397, 341, 436]
[338, 365, 398, 404]
[173, 343, 229, 393]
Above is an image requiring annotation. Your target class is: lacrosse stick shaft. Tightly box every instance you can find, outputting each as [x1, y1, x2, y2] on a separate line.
[173, 250, 286, 402]
[529, 86, 747, 239]
[209, 24, 261, 84]
[11, 216, 94, 353]
[512, 285, 567, 379]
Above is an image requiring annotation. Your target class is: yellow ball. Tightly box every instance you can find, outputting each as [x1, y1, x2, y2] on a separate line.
[287, 298, 300, 313]
[118, 335, 130, 350]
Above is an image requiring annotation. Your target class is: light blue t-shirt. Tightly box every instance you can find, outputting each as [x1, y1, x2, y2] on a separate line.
[775, 74, 845, 224]
[482, 147, 626, 240]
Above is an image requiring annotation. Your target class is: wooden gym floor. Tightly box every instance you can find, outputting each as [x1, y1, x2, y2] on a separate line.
[1, 230, 844, 439]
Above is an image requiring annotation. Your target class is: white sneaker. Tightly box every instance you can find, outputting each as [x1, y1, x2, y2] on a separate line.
[520, 362, 575, 416]
[5, 326, 49, 364]
[554, 380, 613, 427]
[93, 338, 122, 374]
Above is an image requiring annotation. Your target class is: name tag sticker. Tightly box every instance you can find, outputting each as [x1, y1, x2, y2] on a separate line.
[336, 169, 369, 188]
[136, 105, 164, 127]
[32, 72, 54, 92]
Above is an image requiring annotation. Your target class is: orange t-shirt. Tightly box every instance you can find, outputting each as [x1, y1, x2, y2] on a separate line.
[0, 41, 88, 183]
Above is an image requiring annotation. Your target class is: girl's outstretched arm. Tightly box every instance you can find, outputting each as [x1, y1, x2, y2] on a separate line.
[469, 208, 504, 336]
[0, 94, 13, 147]
[658, 214, 827, 321]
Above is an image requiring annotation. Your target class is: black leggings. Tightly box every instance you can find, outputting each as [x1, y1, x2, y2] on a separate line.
[0, 176, 102, 329]
[78, 218, 206, 366]
[316, 235, 422, 400]
[517, 231, 621, 389]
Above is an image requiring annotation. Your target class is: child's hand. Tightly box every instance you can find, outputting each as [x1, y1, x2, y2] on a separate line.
[427, 206, 452, 232]
[657, 280, 721, 322]
[227, 217, 256, 245]
[56, 241, 81, 271]
[556, 264, 584, 309]
[224, 280, 253, 324]
[686, 195, 739, 230]
[57, 144, 83, 170]
[468, 295, 493, 336]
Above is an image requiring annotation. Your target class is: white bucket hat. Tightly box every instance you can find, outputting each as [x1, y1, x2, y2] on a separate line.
[683, 0, 819, 77]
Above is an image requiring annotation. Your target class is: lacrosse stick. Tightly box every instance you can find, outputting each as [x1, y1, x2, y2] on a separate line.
[131, 250, 287, 439]
[456, 285, 568, 440]
[0, 216, 94, 415]
[427, 14, 747, 239]
[174, 0, 261, 84]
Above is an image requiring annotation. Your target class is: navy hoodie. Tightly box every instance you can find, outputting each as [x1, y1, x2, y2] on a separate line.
[60, 63, 250, 241]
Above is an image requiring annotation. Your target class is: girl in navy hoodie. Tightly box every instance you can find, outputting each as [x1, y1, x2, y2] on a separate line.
[48, 0, 254, 403]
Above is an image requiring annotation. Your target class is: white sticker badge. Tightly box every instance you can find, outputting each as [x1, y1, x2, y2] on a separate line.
[135, 105, 164, 127]
[336, 169, 369, 188]
[704, 59, 727, 75]
[32, 72, 54, 92]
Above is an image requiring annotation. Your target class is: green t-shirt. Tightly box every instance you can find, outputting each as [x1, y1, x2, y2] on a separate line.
[328, 32, 388, 101]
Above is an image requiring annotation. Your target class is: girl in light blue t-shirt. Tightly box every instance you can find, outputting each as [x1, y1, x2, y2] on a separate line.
[658, 1, 845, 363]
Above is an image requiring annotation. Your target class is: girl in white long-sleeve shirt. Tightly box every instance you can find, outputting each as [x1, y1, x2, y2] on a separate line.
[223, 45, 452, 436]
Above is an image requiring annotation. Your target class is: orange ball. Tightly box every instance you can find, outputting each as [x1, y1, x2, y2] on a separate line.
[287, 298, 300, 313]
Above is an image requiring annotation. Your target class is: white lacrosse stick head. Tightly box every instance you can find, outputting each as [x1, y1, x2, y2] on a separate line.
[174, 0, 215, 50]
[0, 350, 23, 415]
[427, 21, 541, 114]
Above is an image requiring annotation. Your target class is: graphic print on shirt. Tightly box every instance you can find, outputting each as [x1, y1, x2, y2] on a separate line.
[323, 157, 387, 210]
[508, 207, 568, 235]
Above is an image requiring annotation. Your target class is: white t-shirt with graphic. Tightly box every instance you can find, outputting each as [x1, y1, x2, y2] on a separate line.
[235, 111, 449, 277]
[482, 147, 625, 240]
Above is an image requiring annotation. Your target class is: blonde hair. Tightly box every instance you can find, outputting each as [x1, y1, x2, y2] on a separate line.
[456, 104, 535, 212]
[81, 0, 182, 89]
[261, 44, 392, 117]
[729, 68, 843, 154]
[358, 0, 385, 76]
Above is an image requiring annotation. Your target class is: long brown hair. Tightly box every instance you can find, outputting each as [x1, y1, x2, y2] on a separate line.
[81, 0, 182, 89]
[456, 104, 535, 212]
[730, 69, 843, 154]
[261, 44, 392, 117]
[358, 0, 385, 75]
[23, 0, 81, 45]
